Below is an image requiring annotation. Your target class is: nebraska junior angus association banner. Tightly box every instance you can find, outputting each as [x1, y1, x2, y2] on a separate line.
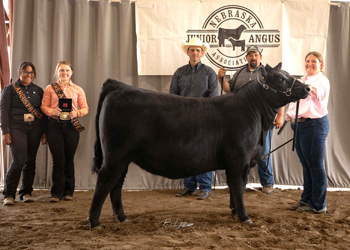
[135, 0, 329, 76]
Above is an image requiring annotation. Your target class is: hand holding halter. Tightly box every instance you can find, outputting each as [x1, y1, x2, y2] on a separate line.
[218, 68, 227, 96]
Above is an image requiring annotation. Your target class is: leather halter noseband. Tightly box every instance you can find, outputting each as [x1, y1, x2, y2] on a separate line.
[257, 76, 297, 97]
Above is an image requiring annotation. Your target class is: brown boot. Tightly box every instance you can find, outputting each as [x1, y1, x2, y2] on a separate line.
[4, 197, 14, 205]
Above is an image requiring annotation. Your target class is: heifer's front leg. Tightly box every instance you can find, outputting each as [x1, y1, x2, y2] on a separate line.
[229, 188, 236, 215]
[110, 167, 129, 223]
[226, 166, 251, 224]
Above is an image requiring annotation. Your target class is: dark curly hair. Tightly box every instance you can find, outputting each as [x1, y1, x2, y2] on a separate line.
[18, 61, 37, 79]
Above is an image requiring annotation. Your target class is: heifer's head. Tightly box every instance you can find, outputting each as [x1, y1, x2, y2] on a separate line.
[258, 63, 310, 108]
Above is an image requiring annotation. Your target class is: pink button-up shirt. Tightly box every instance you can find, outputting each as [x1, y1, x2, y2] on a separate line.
[41, 81, 89, 119]
[286, 72, 329, 120]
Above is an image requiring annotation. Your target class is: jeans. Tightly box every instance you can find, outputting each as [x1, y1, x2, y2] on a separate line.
[257, 127, 274, 187]
[3, 119, 42, 200]
[47, 119, 79, 199]
[291, 115, 329, 211]
[184, 171, 212, 193]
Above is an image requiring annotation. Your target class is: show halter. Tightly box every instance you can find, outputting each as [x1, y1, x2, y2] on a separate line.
[257, 75, 300, 160]
[257, 75, 297, 98]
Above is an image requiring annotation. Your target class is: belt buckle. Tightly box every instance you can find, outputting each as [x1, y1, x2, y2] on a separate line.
[60, 112, 71, 121]
[24, 114, 35, 122]
[291, 117, 305, 125]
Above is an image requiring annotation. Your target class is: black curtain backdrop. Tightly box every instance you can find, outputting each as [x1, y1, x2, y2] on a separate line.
[1, 0, 349, 190]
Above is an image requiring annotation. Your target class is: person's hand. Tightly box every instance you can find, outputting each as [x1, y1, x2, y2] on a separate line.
[217, 68, 227, 80]
[69, 111, 78, 118]
[2, 134, 11, 145]
[41, 134, 47, 145]
[51, 108, 62, 116]
[273, 116, 284, 129]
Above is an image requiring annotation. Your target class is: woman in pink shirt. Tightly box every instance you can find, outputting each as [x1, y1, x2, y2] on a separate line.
[287, 51, 330, 213]
[41, 60, 89, 202]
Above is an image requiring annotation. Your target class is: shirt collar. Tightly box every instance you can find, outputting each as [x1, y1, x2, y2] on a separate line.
[17, 80, 33, 87]
[57, 80, 73, 86]
[302, 72, 323, 81]
[189, 61, 202, 70]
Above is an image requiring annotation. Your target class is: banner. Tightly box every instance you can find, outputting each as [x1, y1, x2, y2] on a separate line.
[135, 0, 329, 76]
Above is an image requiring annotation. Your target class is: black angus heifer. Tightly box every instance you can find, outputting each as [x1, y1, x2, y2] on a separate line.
[89, 63, 310, 230]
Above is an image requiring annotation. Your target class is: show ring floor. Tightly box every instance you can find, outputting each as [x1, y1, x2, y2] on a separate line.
[1, 187, 350, 249]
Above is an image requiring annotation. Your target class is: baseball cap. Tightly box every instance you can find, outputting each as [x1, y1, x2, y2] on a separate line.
[246, 45, 262, 54]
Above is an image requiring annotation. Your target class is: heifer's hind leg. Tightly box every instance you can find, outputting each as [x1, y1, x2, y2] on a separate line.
[89, 162, 129, 229]
[110, 166, 129, 223]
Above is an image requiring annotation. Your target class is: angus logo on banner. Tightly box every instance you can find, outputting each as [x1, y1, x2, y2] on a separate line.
[185, 5, 281, 71]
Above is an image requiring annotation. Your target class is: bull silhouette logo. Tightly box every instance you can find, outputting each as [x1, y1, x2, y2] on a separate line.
[227, 37, 245, 52]
[63, 103, 68, 108]
[218, 25, 246, 51]
[186, 5, 280, 71]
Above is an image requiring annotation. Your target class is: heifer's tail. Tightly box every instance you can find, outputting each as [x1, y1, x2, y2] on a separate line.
[91, 79, 120, 174]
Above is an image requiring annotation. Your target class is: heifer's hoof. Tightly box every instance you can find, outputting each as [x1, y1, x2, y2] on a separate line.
[242, 219, 252, 225]
[90, 226, 102, 231]
[117, 218, 130, 223]
[113, 215, 130, 223]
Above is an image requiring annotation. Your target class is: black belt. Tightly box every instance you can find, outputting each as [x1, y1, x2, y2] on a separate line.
[290, 117, 306, 125]
[11, 115, 38, 122]
[48, 117, 60, 122]
[11, 115, 24, 120]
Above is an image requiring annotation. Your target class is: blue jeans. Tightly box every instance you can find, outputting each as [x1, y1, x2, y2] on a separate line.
[257, 127, 274, 187]
[184, 172, 212, 193]
[291, 116, 329, 211]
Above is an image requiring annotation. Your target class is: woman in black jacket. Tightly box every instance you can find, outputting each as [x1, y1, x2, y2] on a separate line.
[1, 61, 47, 205]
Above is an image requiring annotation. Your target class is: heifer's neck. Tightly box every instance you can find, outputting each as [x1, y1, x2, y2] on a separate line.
[259, 92, 280, 130]
[240, 82, 278, 131]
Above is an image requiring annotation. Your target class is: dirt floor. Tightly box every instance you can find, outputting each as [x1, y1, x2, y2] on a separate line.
[0, 187, 350, 250]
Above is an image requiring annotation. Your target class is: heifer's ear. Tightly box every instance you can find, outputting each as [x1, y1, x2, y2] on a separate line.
[265, 64, 272, 71]
[274, 62, 282, 70]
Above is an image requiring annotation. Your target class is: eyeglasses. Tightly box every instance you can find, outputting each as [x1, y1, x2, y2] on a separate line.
[22, 70, 35, 75]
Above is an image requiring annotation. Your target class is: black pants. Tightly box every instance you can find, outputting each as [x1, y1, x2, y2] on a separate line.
[47, 119, 80, 199]
[3, 118, 42, 200]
